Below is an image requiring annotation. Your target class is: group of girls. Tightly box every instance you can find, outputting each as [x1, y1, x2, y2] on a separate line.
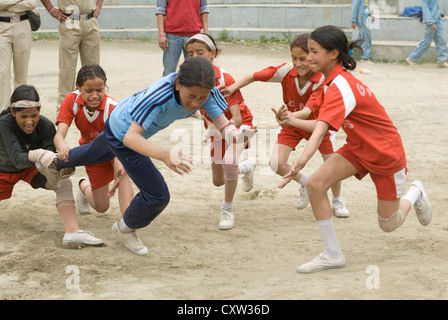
[1, 25, 431, 273]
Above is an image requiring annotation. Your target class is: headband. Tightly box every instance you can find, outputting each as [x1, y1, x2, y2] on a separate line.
[188, 34, 216, 51]
[11, 100, 41, 109]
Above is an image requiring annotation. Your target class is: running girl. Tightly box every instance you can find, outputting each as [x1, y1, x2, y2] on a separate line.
[54, 64, 134, 216]
[220, 33, 349, 217]
[32, 57, 256, 255]
[186, 33, 256, 230]
[0, 85, 103, 247]
[279, 26, 432, 273]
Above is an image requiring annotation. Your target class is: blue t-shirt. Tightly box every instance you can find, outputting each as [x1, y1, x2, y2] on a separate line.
[109, 73, 228, 141]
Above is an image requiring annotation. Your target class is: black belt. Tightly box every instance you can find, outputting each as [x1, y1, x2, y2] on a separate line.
[64, 12, 94, 21]
[0, 14, 29, 23]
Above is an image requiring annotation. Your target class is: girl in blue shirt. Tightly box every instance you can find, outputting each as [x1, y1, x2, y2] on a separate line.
[32, 57, 254, 255]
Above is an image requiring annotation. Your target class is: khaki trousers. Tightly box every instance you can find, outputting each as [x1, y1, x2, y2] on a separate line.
[57, 17, 100, 106]
[0, 20, 31, 110]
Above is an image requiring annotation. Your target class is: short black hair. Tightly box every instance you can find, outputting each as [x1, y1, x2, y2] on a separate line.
[178, 57, 215, 89]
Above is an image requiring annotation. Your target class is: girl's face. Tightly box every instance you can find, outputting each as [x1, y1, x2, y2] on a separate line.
[12, 107, 40, 135]
[175, 79, 210, 112]
[77, 77, 106, 111]
[307, 39, 339, 77]
[186, 41, 216, 63]
[291, 46, 312, 77]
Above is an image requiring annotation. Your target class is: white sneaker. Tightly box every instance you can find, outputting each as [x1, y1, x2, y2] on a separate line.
[438, 62, 448, 68]
[296, 252, 346, 274]
[76, 178, 91, 215]
[296, 184, 309, 210]
[62, 230, 104, 247]
[332, 199, 350, 218]
[411, 180, 432, 226]
[112, 221, 148, 256]
[241, 157, 256, 192]
[218, 209, 235, 230]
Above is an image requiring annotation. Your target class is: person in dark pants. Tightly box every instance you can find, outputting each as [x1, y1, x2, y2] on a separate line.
[32, 57, 256, 256]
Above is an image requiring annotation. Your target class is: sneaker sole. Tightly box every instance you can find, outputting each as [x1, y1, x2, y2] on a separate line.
[218, 222, 235, 230]
[296, 263, 346, 274]
[62, 240, 104, 248]
[332, 209, 350, 218]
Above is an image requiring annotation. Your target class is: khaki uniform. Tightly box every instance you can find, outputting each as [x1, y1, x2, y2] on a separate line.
[0, 0, 36, 110]
[56, 0, 100, 106]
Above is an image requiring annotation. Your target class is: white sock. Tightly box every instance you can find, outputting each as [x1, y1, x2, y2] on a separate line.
[402, 185, 422, 206]
[332, 195, 342, 203]
[118, 219, 133, 233]
[221, 200, 233, 212]
[298, 174, 308, 186]
[317, 218, 343, 258]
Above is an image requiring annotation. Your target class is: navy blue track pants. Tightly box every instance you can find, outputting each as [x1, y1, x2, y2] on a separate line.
[57, 121, 170, 229]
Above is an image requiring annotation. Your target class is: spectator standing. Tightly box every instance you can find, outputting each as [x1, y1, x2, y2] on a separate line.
[156, 0, 209, 76]
[351, 0, 373, 61]
[40, 0, 103, 111]
[0, 0, 36, 111]
[406, 0, 448, 67]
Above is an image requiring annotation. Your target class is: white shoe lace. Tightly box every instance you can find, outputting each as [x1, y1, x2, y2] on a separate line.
[221, 210, 233, 221]
[76, 230, 96, 239]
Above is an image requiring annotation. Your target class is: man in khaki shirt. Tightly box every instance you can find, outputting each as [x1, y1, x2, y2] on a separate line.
[0, 0, 36, 110]
[40, 0, 103, 111]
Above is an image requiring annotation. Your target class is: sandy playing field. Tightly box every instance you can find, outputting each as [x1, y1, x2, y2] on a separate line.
[0, 38, 447, 301]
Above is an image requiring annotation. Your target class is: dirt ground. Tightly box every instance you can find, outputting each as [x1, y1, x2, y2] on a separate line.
[0, 39, 447, 301]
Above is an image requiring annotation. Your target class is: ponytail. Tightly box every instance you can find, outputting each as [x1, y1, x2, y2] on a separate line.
[341, 39, 363, 70]
[310, 25, 363, 71]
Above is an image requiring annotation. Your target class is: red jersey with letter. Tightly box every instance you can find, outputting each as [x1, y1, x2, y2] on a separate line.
[318, 64, 406, 175]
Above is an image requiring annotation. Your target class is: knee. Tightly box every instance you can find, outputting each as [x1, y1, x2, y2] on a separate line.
[92, 202, 110, 214]
[154, 190, 170, 209]
[378, 210, 406, 233]
[306, 174, 323, 195]
[212, 176, 224, 187]
[269, 159, 285, 175]
[141, 190, 170, 222]
[155, 190, 171, 212]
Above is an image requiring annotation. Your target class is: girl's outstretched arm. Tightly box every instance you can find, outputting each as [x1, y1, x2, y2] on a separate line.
[218, 73, 255, 98]
[123, 121, 192, 175]
[278, 120, 329, 189]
